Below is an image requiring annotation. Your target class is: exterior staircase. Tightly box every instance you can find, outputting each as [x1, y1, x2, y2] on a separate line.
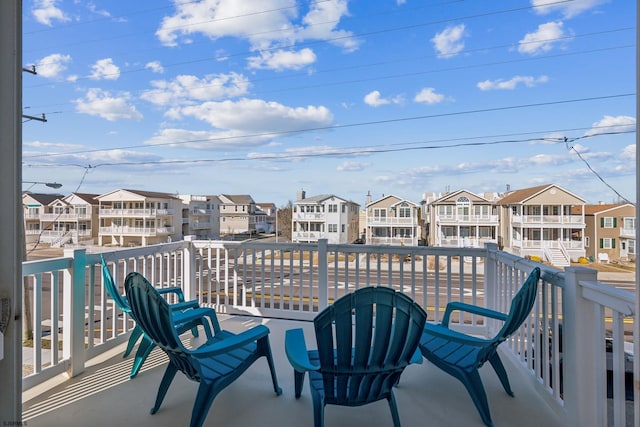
[51, 231, 73, 248]
[545, 247, 570, 267]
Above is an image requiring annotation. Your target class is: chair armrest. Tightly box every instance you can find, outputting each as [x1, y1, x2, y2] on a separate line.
[191, 325, 271, 357]
[169, 300, 199, 311]
[442, 301, 508, 326]
[157, 286, 186, 302]
[173, 307, 217, 338]
[285, 328, 320, 372]
[422, 322, 492, 347]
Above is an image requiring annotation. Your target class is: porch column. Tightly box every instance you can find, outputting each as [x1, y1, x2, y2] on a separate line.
[0, 0, 22, 423]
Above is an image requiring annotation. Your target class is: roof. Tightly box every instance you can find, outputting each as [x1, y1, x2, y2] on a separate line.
[66, 193, 99, 204]
[97, 189, 179, 200]
[496, 184, 585, 205]
[219, 194, 255, 204]
[296, 194, 359, 206]
[22, 192, 64, 205]
[573, 203, 635, 215]
[431, 189, 495, 205]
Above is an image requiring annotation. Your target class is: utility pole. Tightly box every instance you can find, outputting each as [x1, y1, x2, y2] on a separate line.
[0, 0, 23, 423]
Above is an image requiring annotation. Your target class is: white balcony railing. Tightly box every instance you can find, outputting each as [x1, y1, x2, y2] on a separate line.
[20, 239, 636, 427]
[99, 226, 175, 235]
[621, 227, 636, 238]
[366, 217, 418, 226]
[435, 214, 499, 224]
[39, 213, 92, 221]
[511, 214, 584, 225]
[99, 208, 173, 217]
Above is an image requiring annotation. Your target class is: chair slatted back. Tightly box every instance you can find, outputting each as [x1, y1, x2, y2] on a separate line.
[314, 287, 427, 406]
[125, 272, 200, 381]
[100, 254, 130, 314]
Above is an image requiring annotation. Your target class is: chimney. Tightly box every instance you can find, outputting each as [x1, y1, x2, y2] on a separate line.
[297, 189, 306, 200]
[366, 190, 371, 206]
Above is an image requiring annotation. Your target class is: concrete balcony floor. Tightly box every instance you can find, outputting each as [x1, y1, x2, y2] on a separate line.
[22, 315, 563, 427]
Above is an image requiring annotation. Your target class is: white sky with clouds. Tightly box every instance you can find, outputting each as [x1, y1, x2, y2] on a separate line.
[22, 0, 635, 207]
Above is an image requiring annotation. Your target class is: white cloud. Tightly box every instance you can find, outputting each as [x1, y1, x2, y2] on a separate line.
[89, 58, 120, 80]
[584, 115, 636, 137]
[414, 88, 445, 105]
[247, 48, 317, 71]
[145, 61, 164, 74]
[74, 88, 142, 121]
[364, 91, 389, 107]
[620, 144, 635, 160]
[531, 0, 607, 19]
[431, 24, 466, 58]
[156, 0, 359, 60]
[141, 72, 250, 106]
[145, 128, 272, 150]
[35, 53, 72, 79]
[32, 0, 70, 26]
[477, 75, 549, 91]
[518, 21, 567, 55]
[337, 161, 369, 171]
[177, 98, 333, 133]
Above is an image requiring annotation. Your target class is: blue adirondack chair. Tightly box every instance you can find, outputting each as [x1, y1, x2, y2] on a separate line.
[419, 266, 541, 427]
[100, 254, 202, 378]
[124, 271, 282, 427]
[285, 286, 427, 427]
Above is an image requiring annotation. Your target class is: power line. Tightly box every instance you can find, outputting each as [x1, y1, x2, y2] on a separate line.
[564, 137, 634, 205]
[22, 92, 635, 159]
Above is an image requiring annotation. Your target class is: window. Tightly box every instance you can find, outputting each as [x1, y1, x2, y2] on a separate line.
[328, 204, 338, 213]
[373, 208, 386, 219]
[623, 217, 636, 230]
[585, 236, 590, 247]
[601, 217, 616, 228]
[600, 238, 615, 249]
[341, 224, 345, 232]
[439, 205, 453, 217]
[328, 224, 337, 232]
[629, 240, 636, 255]
[341, 204, 345, 213]
[398, 207, 411, 218]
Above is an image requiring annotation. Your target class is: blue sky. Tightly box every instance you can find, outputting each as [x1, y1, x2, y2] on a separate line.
[22, 0, 635, 207]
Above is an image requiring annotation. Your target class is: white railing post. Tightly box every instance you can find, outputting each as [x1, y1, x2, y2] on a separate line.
[183, 236, 197, 301]
[317, 239, 328, 311]
[563, 266, 600, 427]
[63, 248, 87, 377]
[484, 242, 500, 335]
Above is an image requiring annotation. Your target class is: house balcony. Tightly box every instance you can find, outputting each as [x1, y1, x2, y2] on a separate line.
[293, 212, 325, 220]
[368, 236, 417, 246]
[511, 215, 584, 227]
[99, 226, 175, 236]
[435, 214, 499, 225]
[367, 217, 419, 226]
[18, 240, 635, 427]
[621, 227, 636, 239]
[189, 220, 212, 229]
[99, 208, 174, 217]
[439, 237, 497, 248]
[292, 231, 322, 241]
[39, 213, 92, 221]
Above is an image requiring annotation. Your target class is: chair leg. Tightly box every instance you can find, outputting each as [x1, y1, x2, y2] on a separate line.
[258, 336, 283, 395]
[124, 325, 143, 358]
[191, 381, 219, 427]
[387, 391, 402, 427]
[488, 353, 514, 396]
[151, 363, 178, 415]
[461, 369, 494, 427]
[130, 335, 155, 378]
[312, 393, 325, 427]
[293, 370, 306, 398]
